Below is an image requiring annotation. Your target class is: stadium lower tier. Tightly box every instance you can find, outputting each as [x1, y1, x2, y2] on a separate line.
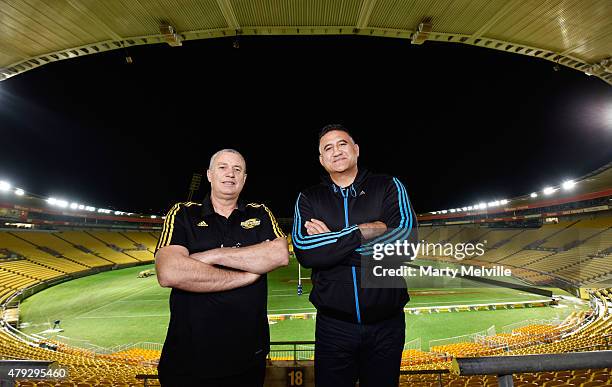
[1, 228, 611, 385]
[0, 288, 609, 386]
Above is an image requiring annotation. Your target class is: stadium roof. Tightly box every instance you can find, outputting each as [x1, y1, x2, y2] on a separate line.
[0, 0, 611, 84]
[418, 161, 612, 221]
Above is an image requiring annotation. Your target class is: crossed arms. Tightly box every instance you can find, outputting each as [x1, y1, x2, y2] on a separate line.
[156, 238, 289, 293]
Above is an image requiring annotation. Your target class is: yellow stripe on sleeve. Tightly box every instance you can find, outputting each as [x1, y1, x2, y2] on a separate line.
[156, 202, 198, 252]
[261, 204, 285, 238]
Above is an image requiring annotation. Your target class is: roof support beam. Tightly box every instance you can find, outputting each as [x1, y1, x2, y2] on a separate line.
[470, 0, 522, 40]
[65, 0, 122, 41]
[216, 0, 240, 30]
[356, 0, 378, 30]
[0, 41, 28, 61]
[560, 28, 611, 56]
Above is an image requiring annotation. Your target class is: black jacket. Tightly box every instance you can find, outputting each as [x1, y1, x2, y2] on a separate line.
[292, 168, 417, 324]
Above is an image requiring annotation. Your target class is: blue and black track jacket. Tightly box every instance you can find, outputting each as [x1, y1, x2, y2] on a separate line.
[292, 168, 418, 324]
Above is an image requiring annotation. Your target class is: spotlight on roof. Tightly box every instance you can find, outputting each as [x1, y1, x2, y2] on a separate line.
[78, 205, 85, 210]
[500, 199, 508, 205]
[543, 187, 556, 195]
[449, 209, 456, 213]
[562, 180, 576, 190]
[530, 192, 538, 198]
[478, 203, 487, 210]
[160, 24, 182, 47]
[56, 200, 68, 208]
[0, 181, 11, 191]
[14, 188, 24, 196]
[70, 203, 78, 210]
[86, 206, 96, 212]
[467, 206, 473, 211]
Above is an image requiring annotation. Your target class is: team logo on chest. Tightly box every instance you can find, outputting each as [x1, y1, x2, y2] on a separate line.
[240, 218, 261, 229]
[197, 220, 208, 227]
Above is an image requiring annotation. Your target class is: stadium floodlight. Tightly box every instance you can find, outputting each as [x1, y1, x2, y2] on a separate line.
[78, 205, 84, 210]
[478, 202, 487, 209]
[70, 203, 78, 210]
[488, 201, 500, 207]
[449, 209, 456, 213]
[500, 199, 508, 205]
[455, 208, 462, 212]
[441, 210, 447, 214]
[86, 206, 96, 212]
[430, 211, 436, 214]
[462, 207, 467, 211]
[467, 206, 473, 211]
[56, 200, 68, 208]
[47, 197, 57, 205]
[114, 211, 122, 215]
[0, 181, 10, 191]
[151, 215, 157, 219]
[530, 192, 538, 198]
[562, 180, 576, 190]
[543, 187, 556, 195]
[14, 188, 24, 196]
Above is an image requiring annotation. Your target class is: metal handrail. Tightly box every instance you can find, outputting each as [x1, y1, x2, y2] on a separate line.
[452, 350, 612, 387]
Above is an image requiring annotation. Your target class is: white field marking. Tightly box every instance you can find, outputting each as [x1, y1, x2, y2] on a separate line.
[269, 293, 310, 297]
[75, 283, 154, 318]
[76, 314, 168, 319]
[112, 293, 308, 301]
[115, 299, 167, 302]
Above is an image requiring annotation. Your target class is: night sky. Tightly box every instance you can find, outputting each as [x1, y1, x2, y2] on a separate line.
[0, 36, 611, 217]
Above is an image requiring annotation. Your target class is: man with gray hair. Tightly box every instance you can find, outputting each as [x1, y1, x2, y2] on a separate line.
[155, 149, 289, 386]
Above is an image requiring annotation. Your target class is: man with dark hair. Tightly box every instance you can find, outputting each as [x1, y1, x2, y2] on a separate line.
[155, 149, 289, 387]
[292, 125, 417, 387]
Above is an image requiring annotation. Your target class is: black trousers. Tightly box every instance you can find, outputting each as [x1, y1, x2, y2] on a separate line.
[314, 312, 405, 387]
[158, 357, 266, 387]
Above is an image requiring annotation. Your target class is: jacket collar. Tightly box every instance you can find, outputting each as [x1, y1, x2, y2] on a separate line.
[321, 167, 370, 197]
[201, 193, 246, 217]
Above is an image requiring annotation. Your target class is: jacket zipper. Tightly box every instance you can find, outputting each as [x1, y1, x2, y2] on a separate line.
[342, 186, 362, 324]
